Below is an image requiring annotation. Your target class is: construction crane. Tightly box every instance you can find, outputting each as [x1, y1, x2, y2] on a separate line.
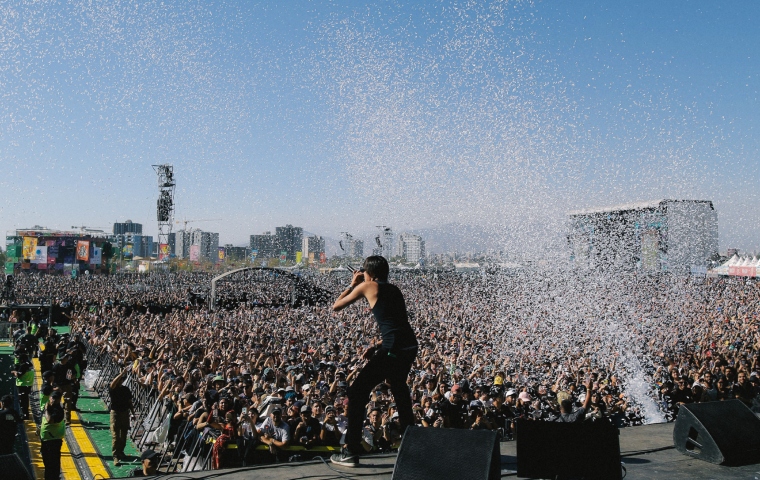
[175, 218, 222, 231]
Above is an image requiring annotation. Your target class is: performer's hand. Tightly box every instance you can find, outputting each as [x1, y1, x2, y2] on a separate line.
[362, 345, 377, 361]
[350, 271, 365, 287]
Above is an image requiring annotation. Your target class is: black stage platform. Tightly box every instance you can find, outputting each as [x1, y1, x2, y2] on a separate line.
[144, 422, 760, 479]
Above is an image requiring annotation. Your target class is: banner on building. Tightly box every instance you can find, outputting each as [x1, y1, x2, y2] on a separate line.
[159, 244, 170, 260]
[76, 241, 90, 261]
[90, 247, 102, 265]
[308, 252, 315, 264]
[122, 245, 133, 259]
[23, 237, 36, 260]
[46, 245, 59, 263]
[5, 262, 14, 275]
[280, 251, 287, 264]
[296, 251, 302, 264]
[31, 246, 47, 264]
[218, 247, 225, 262]
[250, 249, 258, 262]
[189, 245, 200, 262]
[319, 252, 326, 264]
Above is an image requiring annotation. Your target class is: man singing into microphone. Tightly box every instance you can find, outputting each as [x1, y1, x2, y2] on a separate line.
[330, 256, 418, 467]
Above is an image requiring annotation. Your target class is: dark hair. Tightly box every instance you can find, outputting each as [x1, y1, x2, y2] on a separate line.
[363, 256, 389, 282]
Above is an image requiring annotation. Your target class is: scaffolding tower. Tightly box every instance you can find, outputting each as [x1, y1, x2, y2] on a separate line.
[152, 164, 175, 259]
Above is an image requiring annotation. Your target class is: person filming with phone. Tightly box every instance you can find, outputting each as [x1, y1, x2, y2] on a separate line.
[330, 256, 418, 467]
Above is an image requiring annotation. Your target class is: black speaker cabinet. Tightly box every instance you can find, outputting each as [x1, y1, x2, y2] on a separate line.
[673, 399, 760, 465]
[0, 454, 33, 480]
[516, 419, 621, 480]
[392, 427, 500, 480]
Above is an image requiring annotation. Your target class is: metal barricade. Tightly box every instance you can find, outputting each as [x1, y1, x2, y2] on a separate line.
[0, 321, 27, 343]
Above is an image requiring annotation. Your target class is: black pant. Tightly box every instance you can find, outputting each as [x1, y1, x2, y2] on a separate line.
[41, 439, 63, 480]
[17, 386, 31, 418]
[346, 348, 417, 450]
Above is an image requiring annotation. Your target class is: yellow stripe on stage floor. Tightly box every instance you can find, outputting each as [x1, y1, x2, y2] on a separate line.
[69, 411, 111, 479]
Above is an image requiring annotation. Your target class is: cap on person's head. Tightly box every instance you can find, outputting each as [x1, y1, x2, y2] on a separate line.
[285, 386, 294, 392]
[43, 370, 55, 379]
[493, 375, 504, 386]
[140, 449, 160, 462]
[300, 405, 311, 414]
[388, 403, 397, 409]
[450, 384, 461, 394]
[518, 392, 532, 402]
[325, 405, 335, 413]
[469, 400, 483, 409]
[50, 390, 63, 400]
[337, 381, 348, 388]
[271, 407, 282, 414]
[302, 384, 311, 391]
[277, 387, 286, 394]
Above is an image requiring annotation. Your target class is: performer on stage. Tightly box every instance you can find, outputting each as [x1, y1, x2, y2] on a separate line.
[330, 256, 418, 467]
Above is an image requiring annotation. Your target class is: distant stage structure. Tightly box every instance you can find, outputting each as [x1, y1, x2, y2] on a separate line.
[568, 200, 718, 275]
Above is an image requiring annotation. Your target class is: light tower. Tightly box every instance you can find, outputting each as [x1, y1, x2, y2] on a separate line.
[152, 164, 175, 259]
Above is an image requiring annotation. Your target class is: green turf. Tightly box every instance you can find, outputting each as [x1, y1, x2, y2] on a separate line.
[76, 383, 142, 478]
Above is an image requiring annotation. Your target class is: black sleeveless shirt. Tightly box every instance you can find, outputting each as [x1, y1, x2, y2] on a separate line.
[370, 282, 418, 352]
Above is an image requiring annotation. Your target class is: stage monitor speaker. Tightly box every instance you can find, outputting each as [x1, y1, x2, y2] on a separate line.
[673, 399, 760, 465]
[392, 426, 500, 480]
[0, 454, 33, 480]
[516, 419, 621, 480]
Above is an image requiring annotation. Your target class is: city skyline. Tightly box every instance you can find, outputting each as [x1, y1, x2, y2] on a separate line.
[1, 1, 758, 252]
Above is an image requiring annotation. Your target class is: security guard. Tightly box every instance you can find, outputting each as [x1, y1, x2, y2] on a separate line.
[40, 390, 66, 480]
[11, 353, 34, 420]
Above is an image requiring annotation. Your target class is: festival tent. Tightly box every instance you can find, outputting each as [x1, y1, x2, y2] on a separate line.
[713, 254, 759, 277]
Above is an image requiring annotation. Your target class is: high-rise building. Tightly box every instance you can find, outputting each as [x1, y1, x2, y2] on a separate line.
[396, 233, 425, 263]
[199, 231, 219, 262]
[132, 235, 155, 258]
[168, 232, 176, 257]
[275, 225, 303, 261]
[250, 232, 279, 258]
[113, 220, 142, 235]
[302, 235, 326, 261]
[174, 229, 218, 261]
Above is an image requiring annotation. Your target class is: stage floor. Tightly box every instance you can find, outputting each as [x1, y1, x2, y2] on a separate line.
[147, 422, 760, 479]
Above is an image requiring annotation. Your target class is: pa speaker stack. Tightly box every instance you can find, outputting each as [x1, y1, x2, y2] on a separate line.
[515, 419, 622, 480]
[392, 427, 500, 480]
[673, 399, 760, 465]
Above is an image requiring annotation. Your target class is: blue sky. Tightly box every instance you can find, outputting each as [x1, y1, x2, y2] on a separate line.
[0, 1, 757, 253]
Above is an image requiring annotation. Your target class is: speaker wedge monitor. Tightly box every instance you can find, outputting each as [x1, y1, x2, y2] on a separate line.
[392, 426, 500, 480]
[673, 399, 760, 465]
[515, 418, 622, 480]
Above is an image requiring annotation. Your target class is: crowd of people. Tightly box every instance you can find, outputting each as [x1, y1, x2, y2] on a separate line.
[4, 268, 759, 470]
